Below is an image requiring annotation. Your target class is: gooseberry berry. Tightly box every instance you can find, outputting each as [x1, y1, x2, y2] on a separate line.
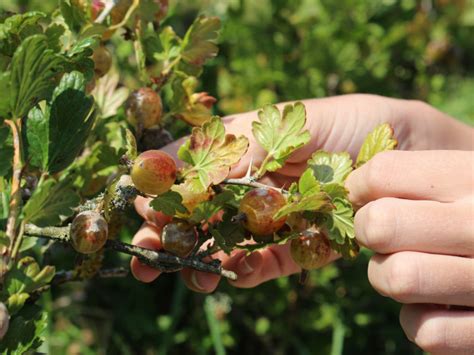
[131, 150, 176, 196]
[70, 211, 109, 254]
[290, 232, 331, 270]
[238, 188, 287, 240]
[126, 88, 163, 129]
[160, 220, 197, 257]
[92, 45, 112, 78]
[0, 302, 9, 340]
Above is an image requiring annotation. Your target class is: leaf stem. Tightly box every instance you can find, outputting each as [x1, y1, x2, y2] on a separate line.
[95, 0, 118, 24]
[222, 177, 287, 194]
[108, 0, 140, 30]
[4, 119, 24, 262]
[23, 224, 238, 281]
[254, 153, 273, 179]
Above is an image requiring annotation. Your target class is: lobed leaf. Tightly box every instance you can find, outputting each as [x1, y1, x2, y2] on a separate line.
[308, 151, 352, 184]
[0, 11, 46, 59]
[323, 198, 355, 244]
[252, 102, 310, 175]
[274, 168, 332, 220]
[0, 304, 48, 353]
[190, 190, 234, 224]
[181, 16, 220, 67]
[209, 211, 246, 254]
[23, 179, 80, 227]
[150, 191, 188, 217]
[178, 117, 249, 192]
[356, 123, 397, 167]
[10, 35, 63, 118]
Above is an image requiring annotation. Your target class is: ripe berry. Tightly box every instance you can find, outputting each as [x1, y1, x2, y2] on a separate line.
[92, 46, 112, 78]
[131, 150, 176, 196]
[70, 211, 109, 254]
[0, 302, 9, 340]
[126, 88, 163, 129]
[238, 188, 287, 239]
[160, 220, 197, 257]
[290, 232, 331, 270]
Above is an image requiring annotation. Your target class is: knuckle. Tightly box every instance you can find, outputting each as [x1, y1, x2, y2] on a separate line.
[415, 317, 447, 353]
[386, 253, 419, 301]
[364, 151, 397, 193]
[357, 199, 395, 251]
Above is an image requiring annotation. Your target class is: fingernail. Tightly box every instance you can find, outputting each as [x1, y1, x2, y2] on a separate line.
[237, 252, 261, 276]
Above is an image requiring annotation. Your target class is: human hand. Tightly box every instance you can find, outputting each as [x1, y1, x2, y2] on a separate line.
[131, 94, 473, 293]
[345, 150, 474, 354]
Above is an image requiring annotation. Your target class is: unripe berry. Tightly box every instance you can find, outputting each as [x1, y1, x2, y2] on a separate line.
[92, 46, 112, 78]
[160, 220, 197, 257]
[126, 88, 163, 129]
[131, 150, 176, 196]
[70, 211, 109, 254]
[238, 188, 287, 239]
[0, 302, 10, 340]
[290, 232, 331, 270]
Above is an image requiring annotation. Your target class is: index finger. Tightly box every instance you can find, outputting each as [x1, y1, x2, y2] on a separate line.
[346, 150, 473, 207]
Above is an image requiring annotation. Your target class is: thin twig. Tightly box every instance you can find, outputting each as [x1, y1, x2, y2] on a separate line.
[4, 119, 23, 262]
[95, 0, 117, 24]
[222, 177, 287, 194]
[24, 224, 237, 281]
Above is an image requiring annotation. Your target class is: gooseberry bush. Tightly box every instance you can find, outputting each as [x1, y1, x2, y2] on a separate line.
[0, 1, 397, 352]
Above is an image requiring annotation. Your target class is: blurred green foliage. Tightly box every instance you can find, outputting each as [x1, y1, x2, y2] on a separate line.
[2, 0, 473, 354]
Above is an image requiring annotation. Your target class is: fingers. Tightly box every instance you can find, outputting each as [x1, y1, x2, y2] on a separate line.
[225, 244, 300, 288]
[130, 223, 163, 283]
[180, 268, 221, 293]
[400, 304, 474, 354]
[368, 252, 474, 307]
[346, 150, 474, 206]
[134, 195, 172, 227]
[354, 198, 474, 256]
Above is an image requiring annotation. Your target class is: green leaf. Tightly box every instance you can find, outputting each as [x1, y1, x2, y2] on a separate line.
[209, 211, 246, 254]
[298, 168, 321, 195]
[26, 103, 49, 170]
[10, 35, 63, 118]
[181, 16, 220, 67]
[47, 72, 96, 173]
[0, 71, 11, 117]
[23, 179, 80, 227]
[356, 123, 397, 168]
[0, 11, 46, 58]
[26, 72, 96, 173]
[60, 0, 89, 33]
[308, 151, 353, 184]
[324, 198, 355, 244]
[0, 304, 48, 353]
[45, 24, 66, 52]
[322, 183, 348, 200]
[0, 126, 13, 176]
[150, 191, 188, 217]
[274, 192, 331, 220]
[252, 102, 310, 175]
[7, 293, 30, 315]
[274, 168, 332, 220]
[178, 117, 249, 192]
[190, 190, 234, 224]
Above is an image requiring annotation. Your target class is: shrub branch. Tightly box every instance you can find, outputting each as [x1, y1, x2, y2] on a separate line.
[24, 224, 237, 281]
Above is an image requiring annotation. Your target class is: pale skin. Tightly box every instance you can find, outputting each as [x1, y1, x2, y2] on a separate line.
[131, 94, 474, 354]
